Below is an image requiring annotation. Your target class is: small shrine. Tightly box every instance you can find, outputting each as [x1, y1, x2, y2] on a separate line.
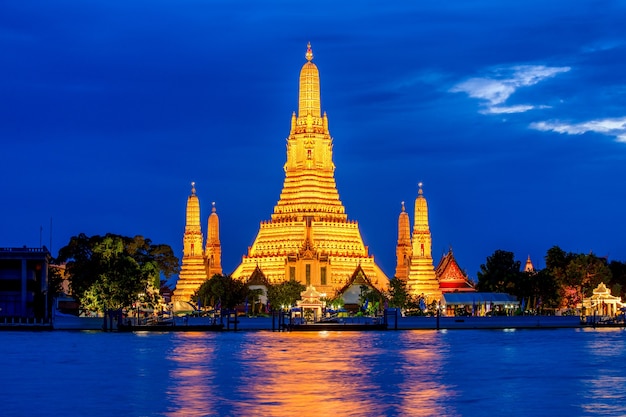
[296, 286, 326, 322]
[582, 282, 624, 317]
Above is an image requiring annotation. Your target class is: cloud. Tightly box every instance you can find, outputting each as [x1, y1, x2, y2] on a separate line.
[480, 104, 549, 115]
[530, 117, 626, 143]
[450, 65, 570, 113]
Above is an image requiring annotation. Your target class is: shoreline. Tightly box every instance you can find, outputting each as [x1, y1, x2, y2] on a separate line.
[4, 314, 623, 332]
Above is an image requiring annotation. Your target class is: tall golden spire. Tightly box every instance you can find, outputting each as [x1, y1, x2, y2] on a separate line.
[279, 43, 341, 218]
[184, 182, 202, 254]
[298, 42, 321, 119]
[205, 202, 222, 278]
[413, 182, 430, 233]
[173, 182, 208, 302]
[406, 183, 441, 301]
[395, 201, 412, 280]
[184, 182, 199, 230]
[232, 44, 389, 295]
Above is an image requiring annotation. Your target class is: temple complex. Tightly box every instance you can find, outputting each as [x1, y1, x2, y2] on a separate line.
[173, 183, 222, 302]
[395, 184, 442, 302]
[230, 43, 388, 296]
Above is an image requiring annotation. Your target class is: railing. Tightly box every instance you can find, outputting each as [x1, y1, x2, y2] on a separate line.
[0, 247, 49, 253]
[0, 316, 50, 326]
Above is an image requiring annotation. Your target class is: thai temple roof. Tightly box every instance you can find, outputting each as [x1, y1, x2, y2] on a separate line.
[435, 248, 475, 292]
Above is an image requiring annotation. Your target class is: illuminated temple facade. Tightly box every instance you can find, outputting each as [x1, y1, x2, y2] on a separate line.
[173, 183, 222, 302]
[230, 43, 389, 296]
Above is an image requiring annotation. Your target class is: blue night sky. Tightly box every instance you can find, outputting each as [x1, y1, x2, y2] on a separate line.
[2, 1, 625, 282]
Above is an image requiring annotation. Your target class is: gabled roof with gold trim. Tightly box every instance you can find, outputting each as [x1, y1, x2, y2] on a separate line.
[246, 265, 271, 287]
[435, 248, 475, 292]
[335, 265, 384, 298]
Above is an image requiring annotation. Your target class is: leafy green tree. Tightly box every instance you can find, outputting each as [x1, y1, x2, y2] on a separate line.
[564, 253, 612, 302]
[57, 233, 179, 312]
[516, 269, 561, 311]
[193, 274, 248, 310]
[476, 250, 521, 293]
[608, 260, 626, 299]
[533, 269, 562, 310]
[545, 246, 574, 275]
[386, 278, 409, 309]
[322, 295, 344, 310]
[267, 280, 306, 310]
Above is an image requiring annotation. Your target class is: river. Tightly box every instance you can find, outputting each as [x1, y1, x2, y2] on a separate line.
[1, 328, 625, 416]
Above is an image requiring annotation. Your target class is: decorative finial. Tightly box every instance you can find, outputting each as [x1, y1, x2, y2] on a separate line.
[191, 181, 196, 195]
[401, 201, 405, 212]
[418, 182, 423, 196]
[306, 42, 313, 62]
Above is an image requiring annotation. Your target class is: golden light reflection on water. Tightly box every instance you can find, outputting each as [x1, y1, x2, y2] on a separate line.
[397, 331, 459, 417]
[165, 333, 219, 417]
[232, 332, 386, 417]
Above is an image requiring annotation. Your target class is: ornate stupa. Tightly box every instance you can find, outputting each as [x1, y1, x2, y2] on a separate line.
[524, 255, 535, 273]
[205, 202, 222, 279]
[173, 182, 208, 302]
[395, 183, 442, 301]
[231, 43, 389, 295]
[395, 201, 412, 280]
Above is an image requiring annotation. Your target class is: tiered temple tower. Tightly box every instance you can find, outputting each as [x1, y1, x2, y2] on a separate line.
[395, 183, 442, 301]
[205, 202, 222, 278]
[395, 201, 412, 280]
[173, 182, 208, 302]
[231, 43, 388, 295]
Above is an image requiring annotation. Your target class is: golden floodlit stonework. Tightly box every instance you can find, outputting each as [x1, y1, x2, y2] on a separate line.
[395, 184, 442, 302]
[173, 183, 222, 302]
[231, 43, 389, 295]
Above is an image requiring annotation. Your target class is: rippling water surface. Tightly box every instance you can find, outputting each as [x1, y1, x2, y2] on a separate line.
[1, 328, 625, 416]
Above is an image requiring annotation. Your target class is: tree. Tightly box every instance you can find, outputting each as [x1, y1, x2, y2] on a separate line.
[56, 233, 179, 312]
[608, 260, 626, 299]
[516, 269, 561, 312]
[564, 253, 612, 303]
[267, 280, 306, 310]
[193, 274, 248, 310]
[47, 264, 65, 296]
[476, 250, 521, 293]
[386, 278, 409, 309]
[533, 269, 562, 310]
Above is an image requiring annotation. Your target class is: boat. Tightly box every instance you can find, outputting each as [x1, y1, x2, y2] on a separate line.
[285, 316, 388, 331]
[51, 296, 115, 330]
[117, 314, 224, 332]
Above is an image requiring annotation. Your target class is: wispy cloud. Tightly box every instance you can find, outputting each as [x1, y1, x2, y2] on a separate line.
[450, 65, 570, 113]
[480, 104, 550, 115]
[530, 117, 626, 143]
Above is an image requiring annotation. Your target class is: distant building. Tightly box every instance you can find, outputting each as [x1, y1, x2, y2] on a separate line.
[524, 255, 535, 273]
[0, 246, 51, 320]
